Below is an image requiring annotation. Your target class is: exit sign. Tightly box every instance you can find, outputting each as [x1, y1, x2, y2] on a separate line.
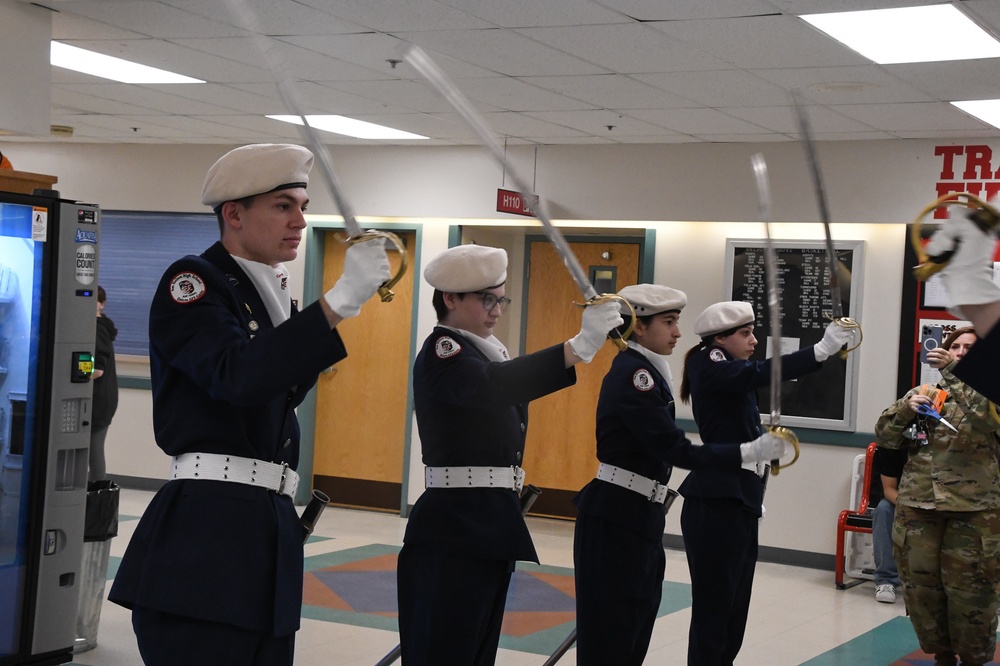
[497, 188, 539, 217]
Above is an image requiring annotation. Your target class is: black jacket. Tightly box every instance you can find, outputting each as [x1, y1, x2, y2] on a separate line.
[92, 314, 119, 429]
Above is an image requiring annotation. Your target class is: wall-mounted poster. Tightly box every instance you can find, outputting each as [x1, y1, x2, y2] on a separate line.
[724, 239, 865, 432]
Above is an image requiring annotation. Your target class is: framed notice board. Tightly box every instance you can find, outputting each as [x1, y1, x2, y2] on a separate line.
[724, 239, 865, 431]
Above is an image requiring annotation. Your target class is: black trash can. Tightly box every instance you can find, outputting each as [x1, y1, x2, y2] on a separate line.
[74, 480, 120, 653]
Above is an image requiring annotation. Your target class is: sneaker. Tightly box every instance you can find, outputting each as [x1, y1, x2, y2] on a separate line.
[875, 584, 896, 604]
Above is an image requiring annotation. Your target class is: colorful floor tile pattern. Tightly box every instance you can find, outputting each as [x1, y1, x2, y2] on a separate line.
[300, 543, 690, 656]
[801, 617, 1000, 666]
[99, 512, 1000, 664]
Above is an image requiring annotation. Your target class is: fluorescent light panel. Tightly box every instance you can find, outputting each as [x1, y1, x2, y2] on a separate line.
[952, 99, 1000, 129]
[51, 42, 204, 84]
[802, 5, 1000, 64]
[268, 115, 428, 140]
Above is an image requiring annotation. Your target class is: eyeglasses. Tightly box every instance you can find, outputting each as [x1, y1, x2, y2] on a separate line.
[473, 291, 512, 314]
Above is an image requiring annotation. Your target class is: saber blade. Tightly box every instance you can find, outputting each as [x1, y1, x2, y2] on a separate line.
[223, 0, 363, 237]
[790, 91, 842, 319]
[401, 45, 596, 301]
[751, 154, 781, 431]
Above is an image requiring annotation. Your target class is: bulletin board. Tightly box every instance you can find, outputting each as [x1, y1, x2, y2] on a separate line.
[897, 223, 1000, 396]
[725, 239, 865, 431]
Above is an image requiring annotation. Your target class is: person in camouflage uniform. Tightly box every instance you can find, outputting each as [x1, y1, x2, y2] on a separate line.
[875, 327, 1000, 666]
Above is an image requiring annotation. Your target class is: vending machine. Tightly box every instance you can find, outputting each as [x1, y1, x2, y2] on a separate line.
[0, 190, 99, 665]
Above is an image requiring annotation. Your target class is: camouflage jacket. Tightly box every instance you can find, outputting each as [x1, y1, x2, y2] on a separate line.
[874, 362, 1000, 511]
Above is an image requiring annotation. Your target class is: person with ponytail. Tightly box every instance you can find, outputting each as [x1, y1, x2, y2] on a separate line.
[677, 301, 852, 666]
[572, 285, 785, 666]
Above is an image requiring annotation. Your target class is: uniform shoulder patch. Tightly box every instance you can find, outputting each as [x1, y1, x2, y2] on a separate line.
[633, 368, 655, 391]
[435, 336, 461, 359]
[169, 271, 206, 304]
[709, 349, 726, 363]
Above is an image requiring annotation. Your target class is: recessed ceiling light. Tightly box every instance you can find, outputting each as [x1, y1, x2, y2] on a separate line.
[268, 115, 428, 140]
[802, 5, 1000, 64]
[952, 99, 1000, 130]
[50, 42, 204, 84]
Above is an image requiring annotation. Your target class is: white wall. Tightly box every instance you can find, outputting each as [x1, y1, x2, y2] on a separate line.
[1, 137, 981, 559]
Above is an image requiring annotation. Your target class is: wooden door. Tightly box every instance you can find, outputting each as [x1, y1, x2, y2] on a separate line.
[522, 240, 641, 518]
[313, 231, 415, 512]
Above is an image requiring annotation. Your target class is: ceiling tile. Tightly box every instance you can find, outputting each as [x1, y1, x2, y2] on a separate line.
[593, 0, 781, 21]
[295, 0, 492, 31]
[885, 60, 1000, 102]
[522, 74, 693, 109]
[159, 0, 367, 36]
[44, 0, 245, 38]
[436, 0, 632, 28]
[832, 102, 992, 132]
[751, 65, 936, 104]
[516, 23, 731, 73]
[647, 15, 869, 69]
[525, 109, 671, 136]
[635, 70, 790, 107]
[627, 108, 772, 134]
[723, 105, 877, 133]
[394, 29, 608, 77]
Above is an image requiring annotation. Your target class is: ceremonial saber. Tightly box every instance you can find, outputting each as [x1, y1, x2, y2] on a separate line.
[401, 44, 633, 349]
[790, 92, 861, 357]
[751, 154, 800, 476]
[223, 0, 407, 301]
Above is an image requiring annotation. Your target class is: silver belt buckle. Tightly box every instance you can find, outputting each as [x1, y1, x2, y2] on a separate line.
[511, 465, 524, 492]
[278, 462, 289, 495]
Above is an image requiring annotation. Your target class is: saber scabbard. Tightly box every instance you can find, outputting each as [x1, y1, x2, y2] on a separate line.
[300, 489, 330, 543]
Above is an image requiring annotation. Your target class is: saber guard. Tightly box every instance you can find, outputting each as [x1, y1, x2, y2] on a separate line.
[910, 192, 1000, 281]
[573, 293, 636, 351]
[341, 230, 409, 302]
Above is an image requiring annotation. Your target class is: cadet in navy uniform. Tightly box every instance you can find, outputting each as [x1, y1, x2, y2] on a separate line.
[921, 206, 1000, 404]
[108, 143, 391, 666]
[396, 244, 623, 666]
[677, 301, 853, 666]
[572, 285, 785, 666]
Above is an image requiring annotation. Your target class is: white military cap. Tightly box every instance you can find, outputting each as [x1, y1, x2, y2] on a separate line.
[619, 284, 687, 316]
[694, 301, 755, 337]
[424, 245, 507, 292]
[201, 144, 314, 209]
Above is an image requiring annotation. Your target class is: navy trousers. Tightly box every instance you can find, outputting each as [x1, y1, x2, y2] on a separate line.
[396, 543, 514, 666]
[132, 606, 294, 666]
[574, 512, 664, 666]
[681, 497, 758, 666]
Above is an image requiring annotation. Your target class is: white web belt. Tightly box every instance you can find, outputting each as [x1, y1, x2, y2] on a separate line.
[596, 462, 671, 504]
[170, 452, 299, 498]
[424, 465, 525, 492]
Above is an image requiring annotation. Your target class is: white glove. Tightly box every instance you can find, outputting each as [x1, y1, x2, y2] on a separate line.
[323, 238, 392, 319]
[739, 433, 785, 463]
[759, 504, 766, 527]
[568, 301, 624, 363]
[814, 321, 854, 362]
[925, 217, 1000, 309]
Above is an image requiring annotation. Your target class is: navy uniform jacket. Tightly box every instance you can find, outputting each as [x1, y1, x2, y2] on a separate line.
[109, 241, 347, 637]
[404, 327, 576, 562]
[954, 320, 1000, 405]
[575, 348, 741, 541]
[678, 344, 820, 513]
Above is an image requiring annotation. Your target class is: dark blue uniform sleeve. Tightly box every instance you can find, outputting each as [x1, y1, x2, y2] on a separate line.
[418, 334, 576, 408]
[696, 346, 820, 395]
[150, 255, 346, 405]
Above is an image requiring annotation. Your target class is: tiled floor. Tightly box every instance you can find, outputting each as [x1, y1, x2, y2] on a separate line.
[68, 489, 997, 666]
